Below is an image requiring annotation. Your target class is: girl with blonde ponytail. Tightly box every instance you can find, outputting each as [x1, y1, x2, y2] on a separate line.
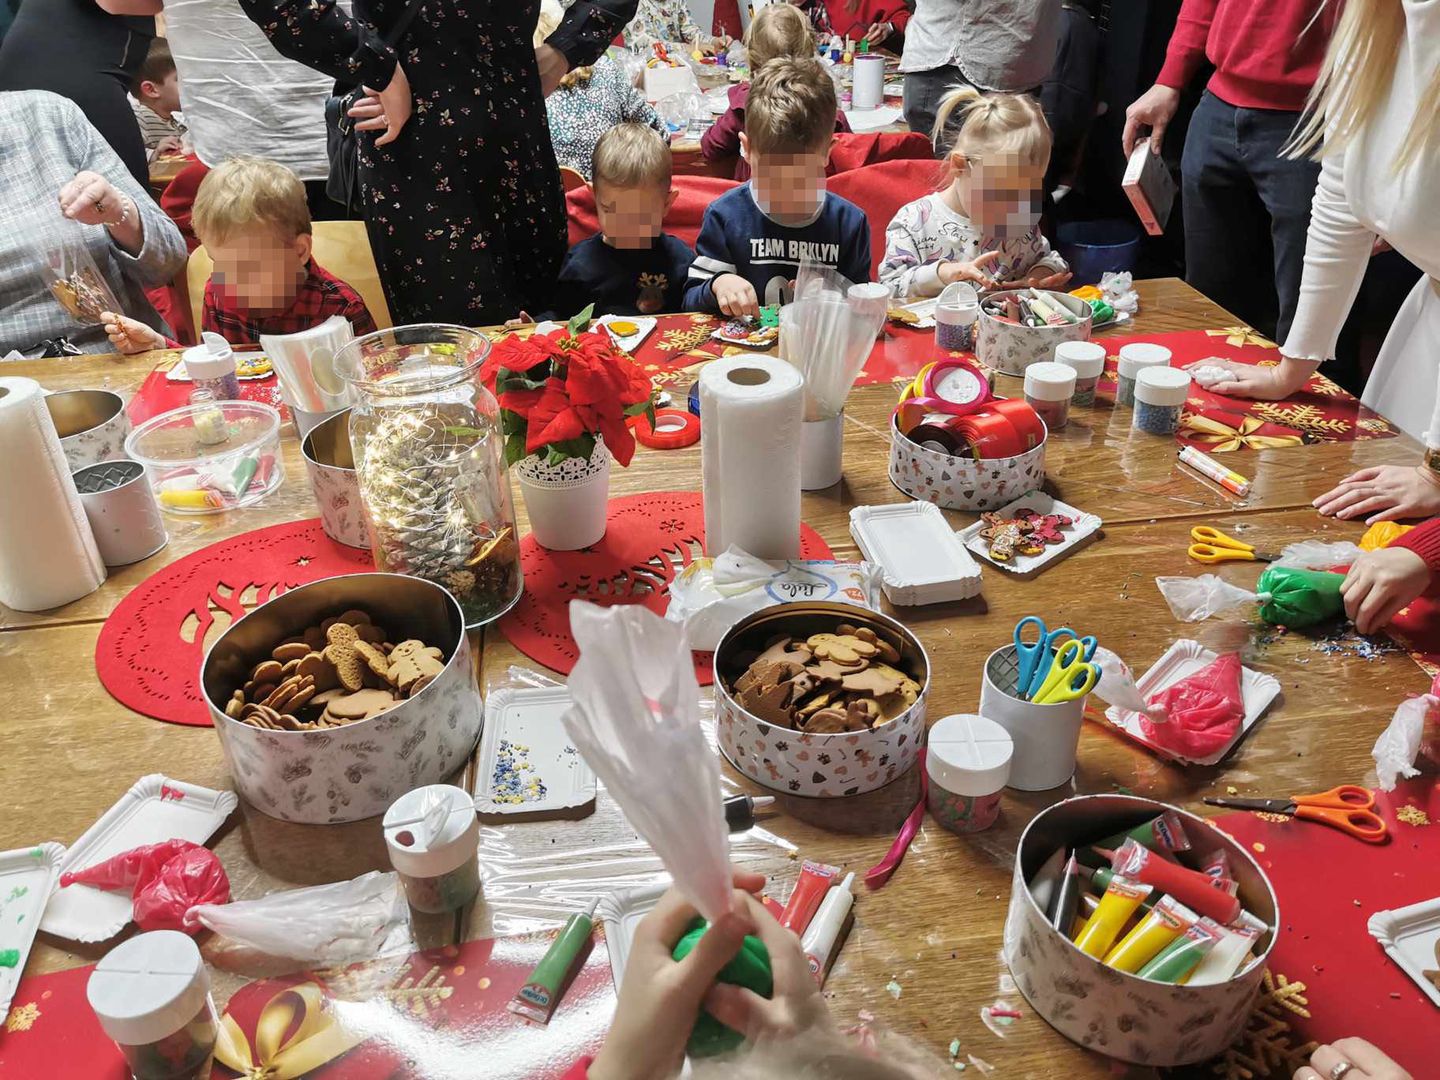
[1197, 0, 1440, 526]
[880, 85, 1070, 298]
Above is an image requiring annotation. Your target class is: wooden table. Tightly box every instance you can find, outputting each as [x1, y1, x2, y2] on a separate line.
[0, 278, 1423, 1077]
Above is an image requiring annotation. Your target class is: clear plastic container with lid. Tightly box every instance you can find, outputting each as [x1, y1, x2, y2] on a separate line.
[936, 281, 980, 352]
[1023, 361, 1077, 432]
[384, 783, 482, 914]
[181, 333, 240, 401]
[1115, 342, 1172, 407]
[1054, 340, 1106, 406]
[1133, 366, 1193, 435]
[86, 930, 218, 1080]
[926, 714, 1014, 833]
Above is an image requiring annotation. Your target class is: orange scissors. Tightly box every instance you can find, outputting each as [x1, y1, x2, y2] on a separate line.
[1188, 525, 1279, 565]
[1203, 784, 1388, 844]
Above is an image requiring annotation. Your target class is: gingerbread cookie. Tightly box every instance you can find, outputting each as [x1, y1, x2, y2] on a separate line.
[323, 622, 366, 692]
[389, 640, 445, 692]
[323, 688, 400, 723]
[806, 633, 878, 665]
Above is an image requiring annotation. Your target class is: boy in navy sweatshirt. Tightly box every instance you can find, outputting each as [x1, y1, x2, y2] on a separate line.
[548, 123, 695, 321]
[684, 56, 871, 315]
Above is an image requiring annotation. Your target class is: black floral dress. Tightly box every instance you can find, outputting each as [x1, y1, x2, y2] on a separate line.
[238, 0, 635, 326]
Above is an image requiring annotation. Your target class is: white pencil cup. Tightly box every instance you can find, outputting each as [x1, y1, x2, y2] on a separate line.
[71, 460, 168, 568]
[800, 412, 844, 490]
[978, 644, 1086, 790]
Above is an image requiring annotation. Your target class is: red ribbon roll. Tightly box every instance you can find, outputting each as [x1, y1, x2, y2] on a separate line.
[630, 408, 701, 449]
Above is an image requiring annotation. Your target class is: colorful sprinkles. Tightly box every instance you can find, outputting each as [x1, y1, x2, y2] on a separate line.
[488, 740, 550, 805]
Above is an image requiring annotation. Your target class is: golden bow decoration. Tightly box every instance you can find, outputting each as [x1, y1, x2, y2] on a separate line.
[1206, 325, 1278, 349]
[214, 983, 366, 1080]
[1180, 412, 1304, 452]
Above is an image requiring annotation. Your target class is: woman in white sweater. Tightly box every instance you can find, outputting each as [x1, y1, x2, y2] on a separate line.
[1196, 0, 1440, 524]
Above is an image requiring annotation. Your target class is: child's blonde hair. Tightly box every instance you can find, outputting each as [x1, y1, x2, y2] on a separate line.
[193, 157, 310, 246]
[932, 85, 1052, 177]
[745, 56, 836, 156]
[744, 3, 815, 74]
[535, 0, 593, 88]
[591, 122, 673, 191]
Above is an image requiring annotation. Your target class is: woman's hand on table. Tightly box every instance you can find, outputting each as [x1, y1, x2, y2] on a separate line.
[1186, 355, 1315, 401]
[1341, 547, 1432, 634]
[1294, 1037, 1413, 1080]
[354, 63, 413, 147]
[1314, 465, 1440, 523]
[100, 311, 166, 355]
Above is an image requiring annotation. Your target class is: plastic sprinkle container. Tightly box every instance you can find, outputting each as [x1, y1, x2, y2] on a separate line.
[1133, 366, 1193, 435]
[87, 930, 219, 1080]
[384, 784, 482, 914]
[927, 714, 1013, 833]
[124, 401, 283, 515]
[1054, 340, 1106, 406]
[1115, 343, 1172, 407]
[181, 333, 240, 401]
[1023, 361, 1077, 432]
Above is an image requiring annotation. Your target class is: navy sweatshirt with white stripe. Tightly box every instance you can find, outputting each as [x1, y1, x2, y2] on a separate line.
[683, 184, 872, 312]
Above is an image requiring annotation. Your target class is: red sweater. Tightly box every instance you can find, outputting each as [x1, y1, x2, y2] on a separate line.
[1393, 519, 1440, 575]
[818, 0, 911, 40]
[1156, 0, 1338, 112]
[700, 83, 852, 181]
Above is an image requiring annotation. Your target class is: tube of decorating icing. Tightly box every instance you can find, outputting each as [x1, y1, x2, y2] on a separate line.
[1078, 864, 1158, 911]
[724, 795, 776, 832]
[1185, 922, 1262, 986]
[1047, 854, 1080, 933]
[1027, 847, 1068, 915]
[1199, 848, 1232, 880]
[1073, 877, 1152, 958]
[801, 872, 855, 985]
[1136, 916, 1223, 983]
[1101, 896, 1197, 973]
[508, 898, 599, 1024]
[1095, 812, 1191, 856]
[779, 860, 839, 935]
[1102, 840, 1241, 925]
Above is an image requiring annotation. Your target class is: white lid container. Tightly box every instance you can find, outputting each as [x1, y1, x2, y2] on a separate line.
[87, 930, 210, 1046]
[1023, 361, 1077, 402]
[937, 281, 980, 322]
[1054, 340, 1105, 378]
[927, 714, 1013, 796]
[383, 784, 479, 878]
[1117, 342, 1172, 379]
[848, 502, 983, 605]
[181, 333, 236, 381]
[1135, 365, 1192, 406]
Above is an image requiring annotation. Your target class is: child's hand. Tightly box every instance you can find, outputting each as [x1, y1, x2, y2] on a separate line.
[155, 135, 184, 157]
[1342, 547, 1431, 634]
[502, 311, 534, 331]
[863, 21, 892, 46]
[938, 250, 1000, 290]
[999, 267, 1074, 291]
[713, 274, 760, 319]
[100, 311, 165, 355]
[589, 870, 767, 1080]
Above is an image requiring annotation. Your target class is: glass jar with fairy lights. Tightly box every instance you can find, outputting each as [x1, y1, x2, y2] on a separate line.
[337, 325, 522, 628]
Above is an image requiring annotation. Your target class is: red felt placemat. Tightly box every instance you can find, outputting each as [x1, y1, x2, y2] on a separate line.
[95, 519, 374, 727]
[499, 490, 831, 684]
[125, 364, 287, 427]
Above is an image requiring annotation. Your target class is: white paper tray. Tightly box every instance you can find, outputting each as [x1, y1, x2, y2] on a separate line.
[1103, 640, 1281, 766]
[598, 882, 669, 991]
[474, 686, 597, 820]
[849, 502, 982, 606]
[958, 491, 1102, 576]
[889, 297, 936, 329]
[596, 314, 657, 353]
[1368, 895, 1440, 1007]
[165, 354, 272, 382]
[0, 843, 65, 1015]
[41, 775, 238, 943]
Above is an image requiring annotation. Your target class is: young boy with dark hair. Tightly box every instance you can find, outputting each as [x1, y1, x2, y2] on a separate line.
[129, 37, 188, 156]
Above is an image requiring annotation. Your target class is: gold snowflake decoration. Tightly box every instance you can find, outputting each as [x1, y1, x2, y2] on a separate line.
[1307, 374, 1348, 397]
[1252, 402, 1351, 439]
[655, 326, 715, 353]
[1358, 417, 1393, 434]
[1207, 325, 1278, 349]
[1212, 971, 1317, 1080]
[5, 1001, 39, 1032]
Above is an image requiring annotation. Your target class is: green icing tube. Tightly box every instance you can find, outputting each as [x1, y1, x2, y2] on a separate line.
[672, 918, 773, 1057]
[1136, 919, 1221, 982]
[1255, 566, 1346, 628]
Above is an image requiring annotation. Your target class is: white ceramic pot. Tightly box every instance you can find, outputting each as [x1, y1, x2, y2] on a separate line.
[514, 440, 611, 551]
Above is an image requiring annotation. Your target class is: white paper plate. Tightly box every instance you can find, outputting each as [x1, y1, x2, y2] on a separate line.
[0, 843, 65, 1015]
[596, 314, 657, 353]
[1103, 640, 1282, 766]
[41, 775, 238, 943]
[958, 491, 1102, 576]
[1091, 309, 1133, 330]
[1368, 896, 1440, 1007]
[165, 355, 274, 382]
[598, 882, 669, 991]
[889, 297, 936, 329]
[849, 501, 982, 605]
[475, 686, 598, 819]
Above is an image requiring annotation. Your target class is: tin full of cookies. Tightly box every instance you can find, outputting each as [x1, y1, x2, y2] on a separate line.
[201, 573, 483, 824]
[713, 601, 929, 798]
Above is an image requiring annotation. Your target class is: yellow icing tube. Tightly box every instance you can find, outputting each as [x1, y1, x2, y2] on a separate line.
[1073, 876, 1151, 958]
[1102, 895, 1196, 972]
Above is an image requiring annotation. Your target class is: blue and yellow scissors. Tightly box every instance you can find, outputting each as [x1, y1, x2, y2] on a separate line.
[1013, 616, 1098, 701]
[1031, 638, 1101, 704]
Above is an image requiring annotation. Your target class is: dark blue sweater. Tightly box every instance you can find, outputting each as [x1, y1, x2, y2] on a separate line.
[683, 185, 871, 312]
[547, 232, 695, 320]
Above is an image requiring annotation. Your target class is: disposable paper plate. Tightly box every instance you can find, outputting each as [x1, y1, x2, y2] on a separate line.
[164, 354, 273, 382]
[1368, 895, 1440, 1007]
[958, 491, 1102, 576]
[889, 297, 936, 329]
[1104, 640, 1281, 766]
[596, 314, 657, 353]
[0, 842, 65, 1015]
[597, 882, 668, 991]
[475, 686, 597, 820]
[849, 502, 982, 605]
[41, 774, 238, 943]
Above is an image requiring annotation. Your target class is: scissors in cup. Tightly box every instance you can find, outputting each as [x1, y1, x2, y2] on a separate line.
[1188, 526, 1278, 565]
[1013, 616, 1097, 700]
[1202, 784, 1387, 844]
[1030, 638, 1100, 704]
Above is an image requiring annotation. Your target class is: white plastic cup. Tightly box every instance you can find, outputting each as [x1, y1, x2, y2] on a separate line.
[978, 644, 1085, 790]
[851, 53, 886, 110]
[800, 412, 844, 490]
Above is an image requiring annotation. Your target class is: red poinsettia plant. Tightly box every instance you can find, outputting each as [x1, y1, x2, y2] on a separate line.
[480, 305, 657, 468]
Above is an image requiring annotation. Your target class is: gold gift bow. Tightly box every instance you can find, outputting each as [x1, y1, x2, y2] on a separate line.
[1205, 325, 1278, 349]
[1180, 412, 1304, 452]
[214, 983, 366, 1080]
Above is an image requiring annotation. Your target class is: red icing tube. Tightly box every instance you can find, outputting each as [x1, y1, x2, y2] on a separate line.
[1104, 839, 1241, 925]
[779, 860, 839, 935]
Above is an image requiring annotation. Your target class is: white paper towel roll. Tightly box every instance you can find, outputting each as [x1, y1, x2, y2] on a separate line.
[0, 377, 106, 611]
[700, 355, 804, 559]
[852, 54, 886, 111]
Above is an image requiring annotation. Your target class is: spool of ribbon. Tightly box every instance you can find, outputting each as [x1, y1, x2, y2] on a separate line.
[1180, 412, 1304, 451]
[213, 983, 366, 1080]
[986, 398, 1047, 450]
[918, 357, 992, 416]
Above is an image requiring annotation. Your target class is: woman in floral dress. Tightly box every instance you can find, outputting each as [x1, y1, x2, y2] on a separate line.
[238, 0, 635, 325]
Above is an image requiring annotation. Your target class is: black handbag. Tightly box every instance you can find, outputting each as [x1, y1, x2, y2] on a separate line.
[324, 0, 428, 212]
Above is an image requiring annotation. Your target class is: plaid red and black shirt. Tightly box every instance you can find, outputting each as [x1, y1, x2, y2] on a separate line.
[202, 260, 377, 344]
